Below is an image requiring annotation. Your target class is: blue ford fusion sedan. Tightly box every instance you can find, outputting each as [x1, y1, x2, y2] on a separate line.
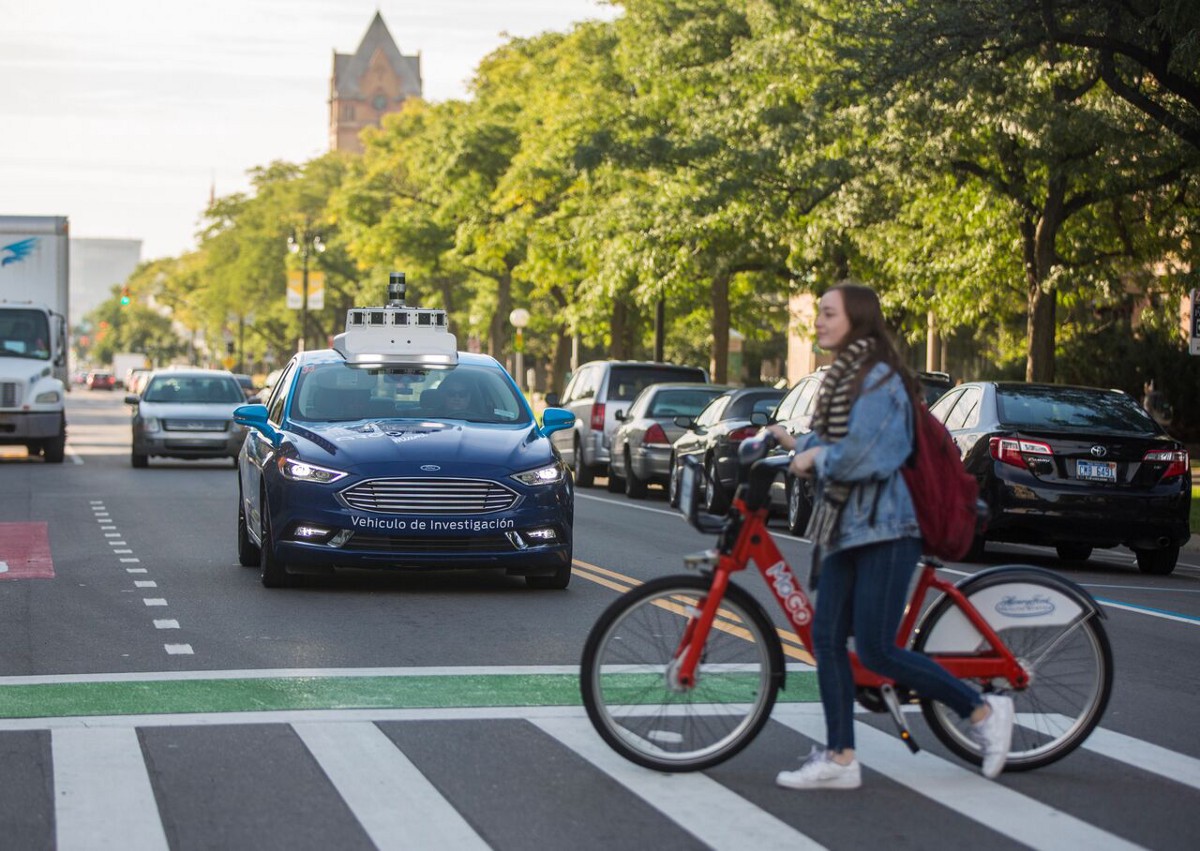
[234, 283, 575, 589]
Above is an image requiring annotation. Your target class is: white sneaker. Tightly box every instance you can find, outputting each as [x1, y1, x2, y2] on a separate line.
[971, 693, 1015, 778]
[776, 746, 862, 790]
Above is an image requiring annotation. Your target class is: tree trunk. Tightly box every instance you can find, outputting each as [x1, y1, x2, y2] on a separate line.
[610, 299, 629, 359]
[1024, 176, 1066, 383]
[710, 271, 730, 383]
[487, 272, 513, 360]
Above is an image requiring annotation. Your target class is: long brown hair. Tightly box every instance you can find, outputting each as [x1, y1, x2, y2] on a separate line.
[826, 282, 919, 410]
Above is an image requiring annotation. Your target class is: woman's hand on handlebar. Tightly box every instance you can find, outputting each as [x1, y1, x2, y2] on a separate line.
[764, 424, 795, 450]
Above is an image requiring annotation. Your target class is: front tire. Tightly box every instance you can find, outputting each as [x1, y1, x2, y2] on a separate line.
[914, 566, 1112, 772]
[1055, 544, 1092, 564]
[526, 548, 572, 590]
[43, 426, 66, 464]
[580, 575, 783, 772]
[260, 492, 301, 588]
[131, 451, 148, 469]
[785, 475, 811, 536]
[667, 456, 681, 507]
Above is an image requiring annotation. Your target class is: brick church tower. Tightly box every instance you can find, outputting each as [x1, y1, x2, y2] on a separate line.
[329, 12, 423, 153]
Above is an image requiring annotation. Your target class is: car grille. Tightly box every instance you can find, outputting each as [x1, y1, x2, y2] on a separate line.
[340, 478, 519, 514]
[164, 419, 228, 432]
[350, 533, 515, 553]
[0, 382, 20, 407]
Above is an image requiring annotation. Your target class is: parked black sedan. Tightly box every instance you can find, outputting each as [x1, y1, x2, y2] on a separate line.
[929, 381, 1189, 574]
[668, 386, 786, 513]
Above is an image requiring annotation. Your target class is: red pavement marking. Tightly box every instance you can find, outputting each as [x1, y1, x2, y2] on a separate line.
[0, 522, 55, 580]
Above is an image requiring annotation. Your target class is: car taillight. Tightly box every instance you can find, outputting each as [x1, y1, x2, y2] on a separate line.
[644, 423, 670, 445]
[1144, 448, 1188, 479]
[590, 403, 605, 431]
[989, 436, 1053, 469]
[728, 426, 759, 442]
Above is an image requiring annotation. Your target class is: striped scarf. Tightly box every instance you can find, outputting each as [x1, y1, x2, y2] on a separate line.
[805, 337, 875, 548]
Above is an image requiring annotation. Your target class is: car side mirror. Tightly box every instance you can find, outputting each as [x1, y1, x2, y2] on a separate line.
[674, 415, 696, 430]
[234, 403, 283, 447]
[124, 394, 139, 405]
[540, 407, 575, 436]
[614, 409, 626, 422]
[544, 392, 561, 407]
[750, 411, 769, 426]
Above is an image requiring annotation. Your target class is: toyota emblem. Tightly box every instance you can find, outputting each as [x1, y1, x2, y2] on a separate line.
[1089, 445, 1107, 458]
[420, 464, 441, 472]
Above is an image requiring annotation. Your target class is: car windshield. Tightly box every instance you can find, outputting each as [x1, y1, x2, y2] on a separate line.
[143, 375, 244, 404]
[996, 386, 1160, 435]
[0, 309, 51, 360]
[608, 366, 706, 402]
[291, 362, 531, 425]
[647, 388, 725, 418]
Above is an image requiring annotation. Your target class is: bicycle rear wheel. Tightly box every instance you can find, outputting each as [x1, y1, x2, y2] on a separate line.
[914, 566, 1113, 771]
[580, 575, 784, 772]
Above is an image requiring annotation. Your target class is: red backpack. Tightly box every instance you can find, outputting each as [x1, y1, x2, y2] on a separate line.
[901, 403, 981, 560]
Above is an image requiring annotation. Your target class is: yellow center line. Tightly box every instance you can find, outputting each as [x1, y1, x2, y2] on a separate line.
[573, 560, 815, 665]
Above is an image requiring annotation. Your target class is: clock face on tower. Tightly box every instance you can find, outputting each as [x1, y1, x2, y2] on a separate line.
[373, 94, 387, 110]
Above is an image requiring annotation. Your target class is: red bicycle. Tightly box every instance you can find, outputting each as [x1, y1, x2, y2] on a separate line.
[580, 436, 1113, 773]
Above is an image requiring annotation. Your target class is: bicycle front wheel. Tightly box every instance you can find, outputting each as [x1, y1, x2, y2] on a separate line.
[580, 575, 784, 772]
[914, 566, 1113, 771]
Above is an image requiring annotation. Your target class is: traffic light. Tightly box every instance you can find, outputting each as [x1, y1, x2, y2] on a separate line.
[120, 285, 131, 306]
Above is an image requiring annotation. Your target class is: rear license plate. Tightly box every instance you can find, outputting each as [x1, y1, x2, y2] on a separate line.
[1076, 460, 1116, 482]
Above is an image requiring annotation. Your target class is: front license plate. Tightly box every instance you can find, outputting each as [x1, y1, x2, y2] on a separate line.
[1076, 460, 1116, 482]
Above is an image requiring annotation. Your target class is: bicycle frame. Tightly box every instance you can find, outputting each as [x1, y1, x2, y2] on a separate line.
[672, 494, 1029, 694]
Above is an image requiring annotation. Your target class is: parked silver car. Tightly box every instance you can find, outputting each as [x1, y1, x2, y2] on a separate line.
[126, 369, 247, 468]
[546, 360, 708, 487]
[607, 382, 732, 498]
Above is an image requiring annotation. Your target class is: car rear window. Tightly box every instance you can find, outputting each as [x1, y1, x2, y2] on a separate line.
[996, 386, 1160, 434]
[648, 388, 724, 418]
[608, 367, 706, 401]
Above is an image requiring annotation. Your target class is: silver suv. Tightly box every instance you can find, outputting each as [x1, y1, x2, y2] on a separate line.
[547, 360, 708, 487]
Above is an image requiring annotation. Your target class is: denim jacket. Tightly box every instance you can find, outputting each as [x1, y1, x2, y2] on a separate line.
[796, 363, 920, 555]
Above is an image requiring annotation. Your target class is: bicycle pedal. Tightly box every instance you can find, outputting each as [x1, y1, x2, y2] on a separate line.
[683, 549, 718, 572]
[880, 683, 920, 754]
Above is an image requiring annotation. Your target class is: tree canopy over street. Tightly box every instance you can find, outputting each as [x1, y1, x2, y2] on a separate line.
[87, 0, 1199, 423]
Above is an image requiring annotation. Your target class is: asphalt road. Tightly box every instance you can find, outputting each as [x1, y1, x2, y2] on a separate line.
[0, 390, 1197, 850]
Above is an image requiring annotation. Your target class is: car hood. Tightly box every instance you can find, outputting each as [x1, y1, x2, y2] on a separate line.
[139, 402, 241, 419]
[285, 419, 556, 477]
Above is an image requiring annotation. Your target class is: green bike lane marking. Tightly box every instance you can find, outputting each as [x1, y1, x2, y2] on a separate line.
[0, 669, 820, 719]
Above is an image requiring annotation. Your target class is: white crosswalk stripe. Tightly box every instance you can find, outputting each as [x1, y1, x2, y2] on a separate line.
[51, 727, 170, 851]
[12, 709, 1191, 849]
[773, 705, 1146, 851]
[535, 715, 827, 851]
[293, 721, 490, 851]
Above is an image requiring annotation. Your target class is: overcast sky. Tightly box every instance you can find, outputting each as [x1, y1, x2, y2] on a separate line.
[1, 0, 619, 261]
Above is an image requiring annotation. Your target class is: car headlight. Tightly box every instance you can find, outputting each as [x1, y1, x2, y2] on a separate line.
[278, 456, 348, 484]
[511, 462, 566, 486]
[139, 416, 160, 433]
[35, 390, 61, 404]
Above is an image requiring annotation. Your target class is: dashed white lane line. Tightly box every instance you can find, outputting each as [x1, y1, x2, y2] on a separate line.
[126, 568, 147, 574]
[142, 599, 168, 607]
[120, 558, 140, 564]
[163, 645, 194, 655]
[153, 620, 179, 630]
[134, 581, 157, 588]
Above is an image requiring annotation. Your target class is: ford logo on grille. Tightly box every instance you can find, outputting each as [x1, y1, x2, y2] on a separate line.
[1090, 445, 1107, 457]
[420, 464, 441, 472]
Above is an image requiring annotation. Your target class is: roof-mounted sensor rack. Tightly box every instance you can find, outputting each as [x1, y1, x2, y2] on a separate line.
[332, 272, 458, 366]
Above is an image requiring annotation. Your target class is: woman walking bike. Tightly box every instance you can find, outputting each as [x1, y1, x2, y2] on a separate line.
[577, 282, 1115, 790]
[761, 283, 1012, 789]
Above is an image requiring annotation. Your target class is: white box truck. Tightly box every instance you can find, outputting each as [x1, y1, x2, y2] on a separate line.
[0, 215, 70, 462]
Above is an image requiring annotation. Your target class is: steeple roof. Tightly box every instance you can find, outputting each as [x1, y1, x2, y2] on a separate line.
[332, 12, 422, 99]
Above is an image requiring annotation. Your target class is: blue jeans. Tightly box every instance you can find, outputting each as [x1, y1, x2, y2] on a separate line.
[813, 536, 981, 752]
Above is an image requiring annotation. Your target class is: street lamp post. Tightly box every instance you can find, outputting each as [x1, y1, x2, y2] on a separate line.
[509, 308, 530, 392]
[288, 229, 325, 351]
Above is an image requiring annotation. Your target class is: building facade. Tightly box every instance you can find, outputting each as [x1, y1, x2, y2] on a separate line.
[329, 13, 423, 154]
